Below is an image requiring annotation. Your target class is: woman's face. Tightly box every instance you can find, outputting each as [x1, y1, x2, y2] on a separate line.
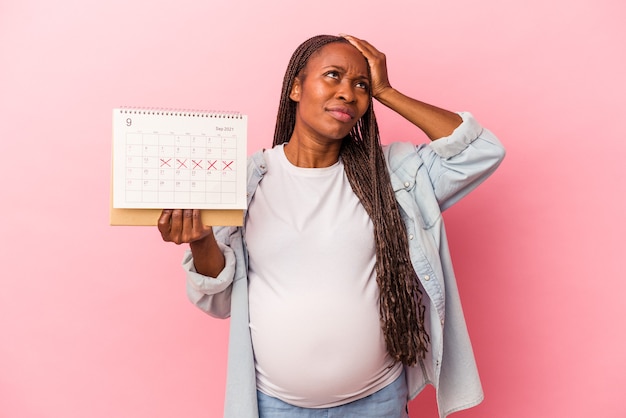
[289, 42, 370, 143]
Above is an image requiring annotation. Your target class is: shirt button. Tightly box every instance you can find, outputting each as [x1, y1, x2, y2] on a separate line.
[404, 181, 410, 188]
[408, 234, 414, 240]
[423, 275, 430, 281]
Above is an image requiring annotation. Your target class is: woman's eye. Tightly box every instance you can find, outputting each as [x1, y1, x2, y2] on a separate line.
[356, 81, 369, 90]
[325, 71, 339, 79]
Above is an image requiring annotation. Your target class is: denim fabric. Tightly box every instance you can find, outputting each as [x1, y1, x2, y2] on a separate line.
[257, 371, 409, 418]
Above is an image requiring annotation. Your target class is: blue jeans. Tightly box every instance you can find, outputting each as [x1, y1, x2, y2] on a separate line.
[257, 371, 409, 418]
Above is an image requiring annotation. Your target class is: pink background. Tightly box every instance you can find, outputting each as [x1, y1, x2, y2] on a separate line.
[1, 0, 624, 417]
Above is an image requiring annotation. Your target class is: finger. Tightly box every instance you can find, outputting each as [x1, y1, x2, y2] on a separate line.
[341, 34, 378, 58]
[191, 209, 204, 238]
[182, 209, 194, 242]
[169, 209, 184, 244]
[157, 209, 173, 240]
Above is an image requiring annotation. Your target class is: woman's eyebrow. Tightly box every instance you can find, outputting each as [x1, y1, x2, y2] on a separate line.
[321, 65, 368, 79]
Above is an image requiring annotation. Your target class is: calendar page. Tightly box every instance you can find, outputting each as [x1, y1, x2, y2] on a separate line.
[112, 108, 247, 210]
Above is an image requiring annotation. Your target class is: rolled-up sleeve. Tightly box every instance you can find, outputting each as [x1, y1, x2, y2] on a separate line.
[182, 240, 236, 319]
[419, 112, 506, 211]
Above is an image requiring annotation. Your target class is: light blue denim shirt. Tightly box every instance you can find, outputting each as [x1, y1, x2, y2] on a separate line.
[182, 112, 505, 418]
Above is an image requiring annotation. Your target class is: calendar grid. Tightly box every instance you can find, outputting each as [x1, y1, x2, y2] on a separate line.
[123, 133, 239, 205]
[112, 108, 247, 210]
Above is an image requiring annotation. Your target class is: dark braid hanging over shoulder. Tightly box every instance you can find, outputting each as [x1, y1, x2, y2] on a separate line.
[273, 35, 429, 366]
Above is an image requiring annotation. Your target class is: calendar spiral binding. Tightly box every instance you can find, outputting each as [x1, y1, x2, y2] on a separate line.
[117, 107, 244, 119]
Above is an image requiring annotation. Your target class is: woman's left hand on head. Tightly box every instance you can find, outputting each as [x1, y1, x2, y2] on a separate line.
[341, 34, 392, 99]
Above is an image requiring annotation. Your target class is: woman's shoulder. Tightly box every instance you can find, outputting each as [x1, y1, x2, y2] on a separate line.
[383, 142, 421, 169]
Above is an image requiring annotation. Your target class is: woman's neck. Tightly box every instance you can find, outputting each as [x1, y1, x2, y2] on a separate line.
[283, 135, 342, 168]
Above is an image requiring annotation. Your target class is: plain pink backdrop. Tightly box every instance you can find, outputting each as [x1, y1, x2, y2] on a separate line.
[1, 0, 624, 417]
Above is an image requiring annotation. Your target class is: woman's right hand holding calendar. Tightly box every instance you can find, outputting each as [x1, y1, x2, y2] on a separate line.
[158, 209, 225, 278]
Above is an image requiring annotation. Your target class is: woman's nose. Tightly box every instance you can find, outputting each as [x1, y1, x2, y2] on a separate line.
[336, 82, 356, 103]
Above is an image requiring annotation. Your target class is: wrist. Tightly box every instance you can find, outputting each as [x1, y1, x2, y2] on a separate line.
[374, 86, 399, 106]
[189, 230, 215, 252]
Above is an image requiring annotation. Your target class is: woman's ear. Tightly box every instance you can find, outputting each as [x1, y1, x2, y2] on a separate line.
[289, 78, 301, 102]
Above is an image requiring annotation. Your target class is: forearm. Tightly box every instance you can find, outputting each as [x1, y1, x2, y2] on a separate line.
[375, 87, 462, 141]
[189, 231, 225, 278]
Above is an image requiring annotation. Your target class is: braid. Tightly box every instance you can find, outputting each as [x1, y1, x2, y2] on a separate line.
[273, 35, 429, 365]
[342, 111, 430, 365]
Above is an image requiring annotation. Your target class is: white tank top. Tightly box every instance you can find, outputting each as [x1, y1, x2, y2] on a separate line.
[246, 144, 401, 408]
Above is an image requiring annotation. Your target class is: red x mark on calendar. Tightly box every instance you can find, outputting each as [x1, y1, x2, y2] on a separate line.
[160, 158, 171, 168]
[192, 160, 203, 169]
[176, 159, 187, 169]
[223, 160, 234, 170]
[207, 160, 218, 170]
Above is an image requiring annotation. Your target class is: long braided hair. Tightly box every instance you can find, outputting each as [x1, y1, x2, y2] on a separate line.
[272, 35, 430, 366]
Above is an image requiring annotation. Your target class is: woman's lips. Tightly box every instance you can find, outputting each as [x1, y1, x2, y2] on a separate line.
[326, 107, 355, 122]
